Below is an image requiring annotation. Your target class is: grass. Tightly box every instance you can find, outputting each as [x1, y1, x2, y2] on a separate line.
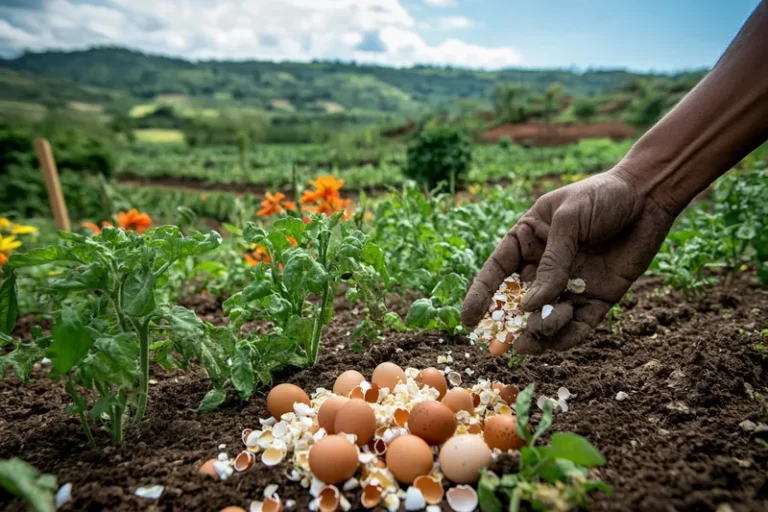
[68, 102, 104, 114]
[129, 104, 157, 118]
[0, 100, 47, 118]
[133, 129, 185, 144]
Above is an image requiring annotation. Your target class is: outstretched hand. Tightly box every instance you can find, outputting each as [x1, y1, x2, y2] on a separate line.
[461, 168, 676, 354]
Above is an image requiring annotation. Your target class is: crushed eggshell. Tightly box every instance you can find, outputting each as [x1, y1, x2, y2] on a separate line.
[469, 274, 531, 352]
[446, 485, 479, 512]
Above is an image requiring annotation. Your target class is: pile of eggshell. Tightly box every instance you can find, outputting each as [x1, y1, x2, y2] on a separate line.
[204, 362, 526, 512]
[469, 274, 586, 355]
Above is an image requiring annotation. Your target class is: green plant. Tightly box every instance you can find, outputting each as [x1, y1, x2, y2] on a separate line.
[0, 458, 58, 512]
[0, 226, 222, 443]
[406, 272, 466, 334]
[405, 127, 472, 191]
[572, 100, 597, 123]
[235, 130, 249, 171]
[215, 213, 391, 405]
[478, 384, 610, 512]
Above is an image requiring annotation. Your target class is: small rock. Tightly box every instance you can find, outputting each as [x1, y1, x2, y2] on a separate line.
[135, 485, 164, 499]
[739, 420, 757, 432]
[665, 401, 691, 414]
[615, 391, 629, 401]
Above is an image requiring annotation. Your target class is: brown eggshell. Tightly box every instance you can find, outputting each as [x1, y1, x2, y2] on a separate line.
[489, 338, 512, 355]
[334, 399, 376, 446]
[267, 383, 310, 419]
[371, 362, 406, 392]
[318, 396, 349, 434]
[333, 370, 365, 397]
[416, 368, 448, 399]
[219, 507, 247, 512]
[407, 401, 457, 445]
[484, 415, 526, 451]
[500, 384, 520, 405]
[439, 435, 493, 484]
[442, 388, 474, 414]
[309, 435, 359, 484]
[386, 435, 434, 484]
[199, 458, 219, 479]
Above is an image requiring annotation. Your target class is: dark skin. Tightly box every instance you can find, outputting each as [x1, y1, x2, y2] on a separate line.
[462, 1, 768, 355]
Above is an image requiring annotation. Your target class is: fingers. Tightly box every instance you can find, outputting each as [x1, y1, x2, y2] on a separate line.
[521, 208, 578, 312]
[461, 232, 521, 326]
[512, 299, 611, 355]
[525, 302, 573, 338]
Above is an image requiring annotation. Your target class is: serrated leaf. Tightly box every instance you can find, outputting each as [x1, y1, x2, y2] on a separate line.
[231, 345, 255, 400]
[46, 308, 92, 375]
[6, 245, 75, 269]
[196, 388, 226, 412]
[120, 270, 156, 317]
[515, 384, 534, 444]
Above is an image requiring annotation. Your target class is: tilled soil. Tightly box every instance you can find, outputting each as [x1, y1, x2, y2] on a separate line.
[2, 272, 768, 511]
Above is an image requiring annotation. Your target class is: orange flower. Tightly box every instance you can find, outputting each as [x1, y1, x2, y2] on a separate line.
[117, 209, 152, 234]
[287, 236, 298, 247]
[301, 174, 344, 205]
[364, 211, 374, 221]
[245, 245, 271, 266]
[81, 221, 113, 235]
[0, 252, 7, 268]
[257, 192, 296, 217]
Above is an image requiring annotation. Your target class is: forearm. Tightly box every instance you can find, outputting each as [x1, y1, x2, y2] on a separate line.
[617, 0, 768, 215]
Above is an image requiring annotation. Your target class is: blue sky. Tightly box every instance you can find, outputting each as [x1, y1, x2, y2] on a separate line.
[0, 0, 760, 71]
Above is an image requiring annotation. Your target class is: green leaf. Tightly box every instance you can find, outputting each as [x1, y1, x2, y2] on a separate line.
[0, 273, 19, 335]
[550, 432, 606, 467]
[242, 223, 268, 244]
[438, 306, 461, 331]
[120, 269, 156, 317]
[231, 345, 255, 400]
[273, 217, 305, 242]
[283, 253, 327, 294]
[515, 384, 534, 444]
[81, 334, 139, 390]
[6, 245, 75, 268]
[477, 469, 503, 512]
[47, 307, 93, 374]
[361, 241, 388, 284]
[405, 298, 435, 328]
[531, 399, 553, 445]
[0, 458, 57, 512]
[431, 272, 467, 302]
[0, 342, 45, 383]
[196, 388, 227, 412]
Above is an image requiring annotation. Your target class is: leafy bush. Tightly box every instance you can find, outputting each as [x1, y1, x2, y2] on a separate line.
[405, 127, 472, 190]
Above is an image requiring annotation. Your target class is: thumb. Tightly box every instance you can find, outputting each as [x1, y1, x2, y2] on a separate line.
[522, 209, 577, 311]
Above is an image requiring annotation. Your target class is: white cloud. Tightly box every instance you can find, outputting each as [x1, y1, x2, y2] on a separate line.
[0, 0, 521, 69]
[424, 0, 457, 6]
[438, 16, 472, 30]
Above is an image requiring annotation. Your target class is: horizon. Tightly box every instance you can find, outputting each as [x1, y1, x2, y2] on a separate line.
[0, 1, 760, 73]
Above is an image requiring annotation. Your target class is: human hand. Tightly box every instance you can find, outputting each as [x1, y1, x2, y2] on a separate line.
[461, 168, 676, 354]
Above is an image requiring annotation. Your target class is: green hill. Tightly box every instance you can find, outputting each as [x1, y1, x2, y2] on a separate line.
[0, 47, 705, 115]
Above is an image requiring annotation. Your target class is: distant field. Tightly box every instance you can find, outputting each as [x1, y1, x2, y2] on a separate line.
[68, 101, 104, 114]
[133, 129, 185, 143]
[129, 104, 157, 118]
[0, 99, 47, 118]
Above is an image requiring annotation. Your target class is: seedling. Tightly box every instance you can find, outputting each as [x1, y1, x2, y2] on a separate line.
[478, 384, 610, 511]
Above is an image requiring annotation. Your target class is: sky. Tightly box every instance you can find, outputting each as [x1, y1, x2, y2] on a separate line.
[0, 0, 761, 71]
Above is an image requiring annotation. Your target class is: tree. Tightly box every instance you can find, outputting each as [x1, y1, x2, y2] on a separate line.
[573, 100, 597, 123]
[405, 127, 472, 192]
[543, 82, 563, 124]
[493, 83, 527, 122]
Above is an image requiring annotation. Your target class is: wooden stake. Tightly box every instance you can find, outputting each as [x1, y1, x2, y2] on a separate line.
[34, 138, 71, 232]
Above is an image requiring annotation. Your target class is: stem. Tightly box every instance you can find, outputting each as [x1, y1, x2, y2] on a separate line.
[66, 378, 95, 446]
[111, 402, 124, 443]
[307, 232, 331, 365]
[109, 294, 129, 332]
[133, 318, 151, 424]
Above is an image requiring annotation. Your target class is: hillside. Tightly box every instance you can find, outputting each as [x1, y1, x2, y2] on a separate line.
[0, 47, 706, 115]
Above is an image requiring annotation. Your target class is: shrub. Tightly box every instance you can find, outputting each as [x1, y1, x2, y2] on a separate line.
[405, 127, 472, 190]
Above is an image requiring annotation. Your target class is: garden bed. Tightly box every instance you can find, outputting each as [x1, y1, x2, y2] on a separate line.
[2, 272, 767, 511]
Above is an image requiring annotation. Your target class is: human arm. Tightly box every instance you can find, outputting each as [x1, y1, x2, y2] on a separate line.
[461, 1, 768, 354]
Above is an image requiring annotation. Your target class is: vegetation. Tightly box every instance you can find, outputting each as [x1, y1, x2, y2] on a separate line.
[405, 127, 473, 191]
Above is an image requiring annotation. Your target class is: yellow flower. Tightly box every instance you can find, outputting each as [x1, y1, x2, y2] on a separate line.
[0, 217, 10, 229]
[10, 224, 37, 236]
[0, 235, 22, 253]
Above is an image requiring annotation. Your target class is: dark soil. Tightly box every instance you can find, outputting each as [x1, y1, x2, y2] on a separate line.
[2, 272, 768, 511]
